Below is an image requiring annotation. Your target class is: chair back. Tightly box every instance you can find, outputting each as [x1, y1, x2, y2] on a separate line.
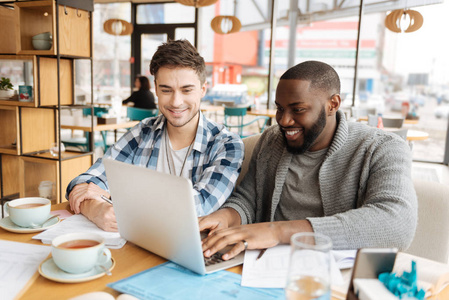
[224, 107, 247, 117]
[127, 107, 158, 121]
[367, 114, 378, 127]
[382, 117, 404, 128]
[238, 134, 260, 185]
[405, 179, 449, 263]
[390, 129, 408, 141]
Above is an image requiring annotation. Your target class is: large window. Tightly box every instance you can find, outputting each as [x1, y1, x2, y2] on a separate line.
[93, 3, 132, 102]
[358, 2, 449, 162]
[91, 0, 449, 164]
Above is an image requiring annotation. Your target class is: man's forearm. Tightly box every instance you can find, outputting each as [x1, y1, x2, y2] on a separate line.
[276, 219, 314, 244]
[79, 199, 102, 222]
[220, 207, 242, 227]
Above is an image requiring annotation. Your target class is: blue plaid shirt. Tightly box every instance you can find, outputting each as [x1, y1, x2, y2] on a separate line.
[66, 112, 244, 216]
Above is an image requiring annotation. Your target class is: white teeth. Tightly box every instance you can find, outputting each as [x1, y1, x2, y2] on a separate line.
[285, 130, 300, 136]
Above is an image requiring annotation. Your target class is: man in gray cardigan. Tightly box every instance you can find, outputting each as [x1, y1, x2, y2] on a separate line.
[200, 61, 417, 261]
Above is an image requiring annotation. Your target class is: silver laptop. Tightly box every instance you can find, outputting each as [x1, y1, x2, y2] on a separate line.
[103, 158, 244, 275]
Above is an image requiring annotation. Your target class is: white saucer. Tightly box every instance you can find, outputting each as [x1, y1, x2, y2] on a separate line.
[39, 257, 115, 283]
[0, 216, 61, 233]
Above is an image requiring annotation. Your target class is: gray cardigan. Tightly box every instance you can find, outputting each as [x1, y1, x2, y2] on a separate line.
[222, 111, 417, 250]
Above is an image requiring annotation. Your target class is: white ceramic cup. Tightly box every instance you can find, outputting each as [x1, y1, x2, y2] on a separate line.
[5, 197, 51, 228]
[51, 232, 111, 274]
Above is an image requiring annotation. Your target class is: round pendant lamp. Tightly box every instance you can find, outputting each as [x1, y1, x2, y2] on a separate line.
[104, 19, 133, 36]
[385, 9, 423, 33]
[211, 15, 242, 34]
[175, 0, 218, 7]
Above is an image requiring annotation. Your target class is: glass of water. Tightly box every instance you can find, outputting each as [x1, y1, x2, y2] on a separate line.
[285, 232, 332, 300]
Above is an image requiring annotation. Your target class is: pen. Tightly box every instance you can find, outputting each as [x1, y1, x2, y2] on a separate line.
[256, 248, 267, 260]
[100, 194, 113, 205]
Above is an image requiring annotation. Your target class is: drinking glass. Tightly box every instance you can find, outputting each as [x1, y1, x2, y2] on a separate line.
[49, 142, 65, 157]
[285, 232, 332, 300]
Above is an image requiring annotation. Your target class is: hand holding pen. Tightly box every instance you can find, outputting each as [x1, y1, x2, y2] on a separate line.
[101, 195, 113, 205]
[256, 249, 267, 260]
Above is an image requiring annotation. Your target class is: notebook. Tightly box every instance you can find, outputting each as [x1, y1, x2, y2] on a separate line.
[103, 158, 244, 275]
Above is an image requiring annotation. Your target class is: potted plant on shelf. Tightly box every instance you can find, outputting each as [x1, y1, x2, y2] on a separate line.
[0, 77, 14, 99]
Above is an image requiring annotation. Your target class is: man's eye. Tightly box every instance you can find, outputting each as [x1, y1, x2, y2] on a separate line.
[276, 107, 283, 112]
[161, 89, 171, 93]
[183, 89, 193, 93]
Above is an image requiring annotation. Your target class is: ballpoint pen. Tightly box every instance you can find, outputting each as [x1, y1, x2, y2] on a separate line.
[100, 194, 113, 205]
[256, 248, 267, 260]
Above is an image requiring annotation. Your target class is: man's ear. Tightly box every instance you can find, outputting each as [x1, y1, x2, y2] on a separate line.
[200, 81, 207, 98]
[328, 94, 341, 115]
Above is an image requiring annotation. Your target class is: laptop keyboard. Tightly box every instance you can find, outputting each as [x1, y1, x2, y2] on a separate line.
[204, 252, 228, 266]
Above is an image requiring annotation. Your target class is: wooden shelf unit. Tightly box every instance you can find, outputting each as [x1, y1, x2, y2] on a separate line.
[19, 153, 91, 203]
[0, 106, 20, 155]
[0, 4, 16, 54]
[15, 0, 91, 57]
[0, 55, 73, 107]
[0, 0, 94, 204]
[0, 154, 20, 199]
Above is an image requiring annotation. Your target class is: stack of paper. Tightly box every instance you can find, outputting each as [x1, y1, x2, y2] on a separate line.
[241, 245, 346, 288]
[0, 240, 51, 300]
[33, 214, 126, 249]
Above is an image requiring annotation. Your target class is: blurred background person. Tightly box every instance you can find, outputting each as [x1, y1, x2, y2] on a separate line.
[122, 75, 157, 109]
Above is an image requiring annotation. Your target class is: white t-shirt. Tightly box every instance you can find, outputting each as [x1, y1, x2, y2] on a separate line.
[156, 130, 193, 179]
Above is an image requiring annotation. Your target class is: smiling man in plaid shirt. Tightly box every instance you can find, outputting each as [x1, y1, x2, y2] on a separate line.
[66, 40, 244, 232]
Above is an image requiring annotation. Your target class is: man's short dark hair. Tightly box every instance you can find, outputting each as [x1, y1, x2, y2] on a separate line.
[280, 61, 341, 95]
[149, 39, 206, 84]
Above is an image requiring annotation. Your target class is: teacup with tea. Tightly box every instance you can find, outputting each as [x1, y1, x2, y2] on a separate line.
[5, 197, 51, 228]
[51, 232, 111, 274]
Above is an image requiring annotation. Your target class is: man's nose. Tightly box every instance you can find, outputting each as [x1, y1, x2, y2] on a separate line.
[277, 111, 294, 127]
[170, 91, 183, 107]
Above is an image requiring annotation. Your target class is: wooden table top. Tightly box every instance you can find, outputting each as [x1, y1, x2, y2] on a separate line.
[358, 116, 419, 125]
[3, 202, 447, 299]
[247, 108, 277, 119]
[0, 203, 243, 300]
[61, 120, 140, 132]
[200, 105, 224, 113]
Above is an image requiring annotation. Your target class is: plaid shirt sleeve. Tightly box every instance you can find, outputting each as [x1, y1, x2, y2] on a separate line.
[65, 119, 158, 198]
[191, 118, 244, 217]
[66, 114, 244, 217]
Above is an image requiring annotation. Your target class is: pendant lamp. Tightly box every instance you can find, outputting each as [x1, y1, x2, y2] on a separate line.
[174, 0, 218, 7]
[104, 19, 133, 36]
[211, 15, 242, 34]
[385, 9, 423, 33]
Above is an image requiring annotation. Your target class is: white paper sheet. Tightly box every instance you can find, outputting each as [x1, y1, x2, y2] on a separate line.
[32, 214, 126, 249]
[333, 249, 357, 269]
[0, 240, 51, 300]
[241, 245, 344, 288]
